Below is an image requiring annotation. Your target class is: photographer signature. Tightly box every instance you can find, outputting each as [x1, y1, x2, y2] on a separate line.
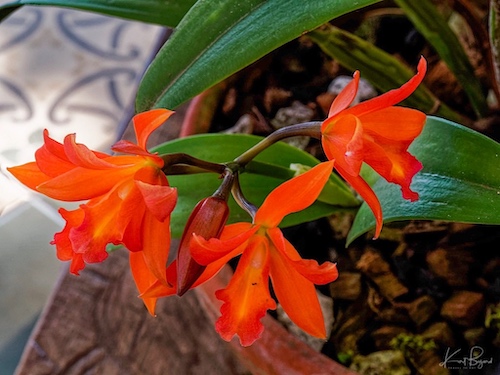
[440, 346, 494, 369]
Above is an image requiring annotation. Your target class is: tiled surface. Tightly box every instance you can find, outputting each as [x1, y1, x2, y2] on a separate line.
[0, 5, 164, 370]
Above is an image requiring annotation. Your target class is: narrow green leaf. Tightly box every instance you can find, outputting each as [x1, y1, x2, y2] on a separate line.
[394, 0, 487, 118]
[153, 133, 357, 237]
[136, 0, 381, 112]
[308, 24, 463, 123]
[347, 116, 500, 244]
[0, 0, 196, 26]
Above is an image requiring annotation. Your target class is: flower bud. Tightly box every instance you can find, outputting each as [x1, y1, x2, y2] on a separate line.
[177, 196, 229, 295]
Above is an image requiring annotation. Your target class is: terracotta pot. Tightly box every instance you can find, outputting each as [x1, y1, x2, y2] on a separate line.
[194, 265, 358, 375]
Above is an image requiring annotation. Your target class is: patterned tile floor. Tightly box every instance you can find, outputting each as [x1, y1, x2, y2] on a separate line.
[0, 5, 164, 372]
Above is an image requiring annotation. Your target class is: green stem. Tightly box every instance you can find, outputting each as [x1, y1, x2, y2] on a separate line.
[234, 121, 322, 167]
[163, 165, 212, 175]
[213, 168, 235, 201]
[161, 153, 225, 174]
[231, 173, 257, 220]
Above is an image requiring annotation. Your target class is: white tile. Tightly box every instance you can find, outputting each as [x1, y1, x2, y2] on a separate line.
[0, 4, 166, 351]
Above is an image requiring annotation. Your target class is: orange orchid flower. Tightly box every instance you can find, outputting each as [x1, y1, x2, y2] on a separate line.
[186, 161, 339, 346]
[321, 57, 427, 238]
[8, 109, 177, 314]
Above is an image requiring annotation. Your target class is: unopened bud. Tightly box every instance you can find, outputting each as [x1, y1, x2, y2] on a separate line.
[176, 196, 229, 295]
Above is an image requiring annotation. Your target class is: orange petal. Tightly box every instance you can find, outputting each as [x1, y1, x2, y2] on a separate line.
[139, 210, 171, 285]
[215, 235, 276, 346]
[35, 130, 75, 176]
[142, 239, 244, 299]
[63, 133, 117, 169]
[255, 160, 334, 228]
[42, 129, 108, 160]
[361, 107, 426, 141]
[140, 262, 178, 299]
[134, 166, 177, 222]
[136, 181, 177, 222]
[52, 207, 86, 275]
[41, 129, 70, 160]
[363, 138, 422, 201]
[121, 201, 146, 252]
[69, 193, 126, 263]
[133, 109, 174, 150]
[335, 164, 383, 238]
[190, 223, 256, 265]
[112, 140, 151, 156]
[321, 114, 364, 176]
[267, 228, 338, 285]
[328, 70, 360, 117]
[129, 250, 160, 316]
[66, 179, 140, 261]
[346, 56, 427, 118]
[267, 234, 327, 338]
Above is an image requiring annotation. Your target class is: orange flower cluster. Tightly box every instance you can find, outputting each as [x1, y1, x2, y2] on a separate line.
[322, 57, 427, 237]
[8, 58, 427, 346]
[8, 109, 177, 314]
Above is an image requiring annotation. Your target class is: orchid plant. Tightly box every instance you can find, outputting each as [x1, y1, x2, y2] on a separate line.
[3, 0, 500, 347]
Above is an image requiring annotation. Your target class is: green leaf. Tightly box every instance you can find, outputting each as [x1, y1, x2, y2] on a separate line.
[153, 133, 358, 237]
[347, 116, 500, 244]
[308, 24, 463, 123]
[0, 0, 196, 26]
[136, 0, 382, 112]
[394, 0, 487, 118]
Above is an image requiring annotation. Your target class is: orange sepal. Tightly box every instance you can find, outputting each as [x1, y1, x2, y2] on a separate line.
[346, 56, 427, 117]
[361, 107, 426, 141]
[129, 250, 160, 316]
[328, 70, 359, 117]
[133, 109, 174, 150]
[255, 161, 334, 228]
[7, 162, 50, 191]
[34, 159, 145, 201]
[268, 239, 327, 339]
[267, 228, 338, 285]
[63, 133, 117, 169]
[335, 164, 383, 238]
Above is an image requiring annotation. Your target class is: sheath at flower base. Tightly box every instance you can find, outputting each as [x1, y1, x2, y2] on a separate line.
[7, 109, 177, 314]
[321, 57, 428, 238]
[186, 161, 339, 347]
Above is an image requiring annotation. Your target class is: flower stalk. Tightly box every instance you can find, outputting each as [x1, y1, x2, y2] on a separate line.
[234, 121, 322, 167]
